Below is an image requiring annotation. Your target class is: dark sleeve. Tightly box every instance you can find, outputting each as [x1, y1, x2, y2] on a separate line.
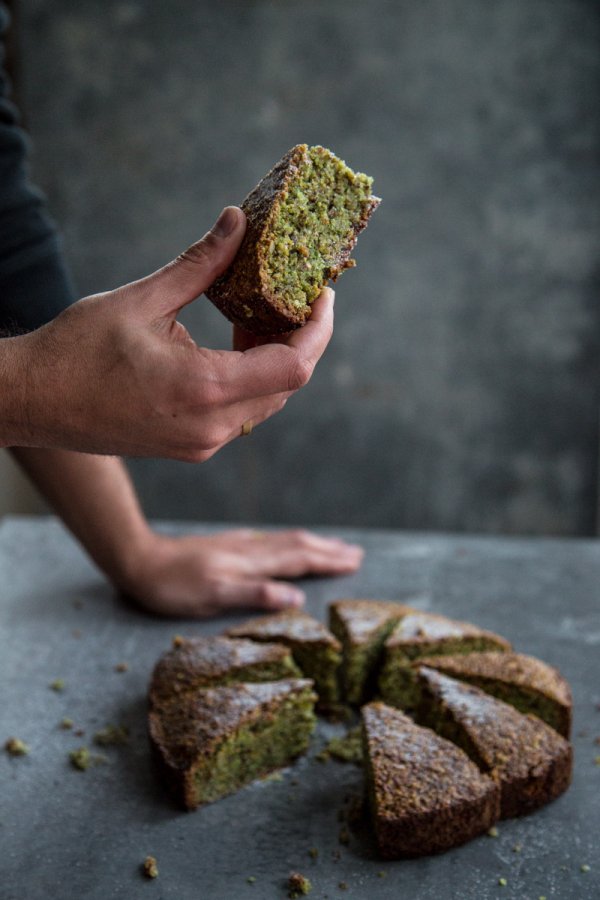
[0, 4, 76, 333]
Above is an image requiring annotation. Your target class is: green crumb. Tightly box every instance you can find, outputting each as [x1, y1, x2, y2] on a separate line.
[338, 827, 350, 846]
[539, 896, 547, 899]
[142, 856, 158, 879]
[247, 876, 256, 884]
[49, 679, 65, 691]
[59, 718, 74, 730]
[512, 844, 522, 853]
[288, 872, 312, 897]
[69, 747, 91, 770]
[488, 826, 499, 837]
[261, 770, 284, 783]
[377, 871, 386, 878]
[4, 737, 29, 756]
[338, 883, 348, 891]
[498, 877, 507, 887]
[93, 725, 130, 747]
[594, 756, 600, 765]
[324, 727, 363, 765]
[581, 864, 591, 873]
[308, 848, 319, 860]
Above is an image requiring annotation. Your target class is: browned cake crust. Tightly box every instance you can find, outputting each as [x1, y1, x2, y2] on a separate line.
[148, 635, 299, 711]
[205, 144, 380, 334]
[329, 599, 419, 647]
[416, 667, 573, 819]
[227, 610, 341, 652]
[149, 679, 315, 809]
[362, 702, 500, 858]
[413, 651, 572, 737]
[385, 612, 512, 652]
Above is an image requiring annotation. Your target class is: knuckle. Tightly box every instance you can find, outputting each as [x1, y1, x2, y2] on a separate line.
[286, 354, 313, 392]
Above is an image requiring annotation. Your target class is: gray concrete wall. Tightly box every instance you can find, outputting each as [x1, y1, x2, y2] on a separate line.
[15, 0, 600, 535]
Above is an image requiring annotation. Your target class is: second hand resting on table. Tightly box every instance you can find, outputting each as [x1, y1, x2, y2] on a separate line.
[6, 207, 363, 616]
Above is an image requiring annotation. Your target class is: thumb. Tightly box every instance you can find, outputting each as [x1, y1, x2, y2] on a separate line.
[139, 206, 246, 316]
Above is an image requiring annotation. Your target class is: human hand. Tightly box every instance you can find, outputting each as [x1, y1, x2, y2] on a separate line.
[119, 528, 364, 618]
[2, 207, 335, 459]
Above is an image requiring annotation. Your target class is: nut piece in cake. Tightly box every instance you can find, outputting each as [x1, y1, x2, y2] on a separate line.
[416, 666, 572, 819]
[226, 611, 342, 709]
[378, 611, 511, 709]
[328, 598, 421, 705]
[206, 144, 380, 335]
[149, 679, 317, 810]
[362, 702, 500, 858]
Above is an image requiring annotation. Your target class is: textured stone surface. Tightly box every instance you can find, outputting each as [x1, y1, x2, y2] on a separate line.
[15, 0, 600, 535]
[1, 516, 599, 899]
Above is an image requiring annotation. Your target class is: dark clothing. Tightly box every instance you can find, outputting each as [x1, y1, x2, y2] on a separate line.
[0, 4, 75, 333]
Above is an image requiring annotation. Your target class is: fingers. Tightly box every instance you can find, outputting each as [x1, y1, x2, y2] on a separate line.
[227, 287, 335, 401]
[137, 207, 247, 316]
[208, 578, 306, 613]
[240, 530, 365, 579]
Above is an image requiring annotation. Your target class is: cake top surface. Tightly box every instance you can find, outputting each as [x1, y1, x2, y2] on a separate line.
[149, 636, 294, 703]
[362, 702, 496, 819]
[417, 667, 569, 777]
[386, 612, 510, 648]
[227, 610, 341, 650]
[416, 652, 572, 706]
[330, 599, 421, 644]
[150, 679, 315, 771]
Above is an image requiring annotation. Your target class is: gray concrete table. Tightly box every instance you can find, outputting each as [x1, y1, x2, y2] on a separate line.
[1, 516, 599, 900]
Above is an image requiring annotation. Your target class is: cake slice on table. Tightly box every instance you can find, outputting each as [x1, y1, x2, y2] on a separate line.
[205, 144, 380, 335]
[416, 667, 572, 819]
[361, 702, 500, 858]
[378, 611, 511, 709]
[226, 610, 342, 708]
[148, 635, 301, 712]
[328, 599, 419, 705]
[408, 651, 572, 738]
[149, 679, 317, 810]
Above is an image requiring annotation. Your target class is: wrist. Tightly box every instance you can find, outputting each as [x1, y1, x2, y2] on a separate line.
[0, 333, 34, 447]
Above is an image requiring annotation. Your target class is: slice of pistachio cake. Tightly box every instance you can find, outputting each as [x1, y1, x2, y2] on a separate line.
[227, 610, 342, 709]
[148, 635, 301, 713]
[378, 612, 511, 709]
[206, 144, 380, 334]
[149, 679, 317, 810]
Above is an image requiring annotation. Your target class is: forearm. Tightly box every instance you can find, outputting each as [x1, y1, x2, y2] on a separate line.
[9, 446, 155, 589]
[0, 335, 32, 448]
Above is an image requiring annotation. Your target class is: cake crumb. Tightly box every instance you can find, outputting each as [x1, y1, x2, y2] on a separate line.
[338, 882, 348, 891]
[487, 826, 499, 837]
[59, 718, 74, 730]
[142, 855, 159, 879]
[115, 662, 129, 673]
[512, 844, 522, 853]
[93, 725, 130, 747]
[324, 728, 363, 765]
[581, 864, 591, 873]
[69, 747, 91, 770]
[594, 756, 600, 766]
[247, 876, 256, 884]
[172, 635, 185, 648]
[288, 872, 312, 897]
[308, 847, 318, 860]
[377, 871, 386, 878]
[4, 737, 29, 756]
[49, 679, 65, 691]
[498, 877, 507, 886]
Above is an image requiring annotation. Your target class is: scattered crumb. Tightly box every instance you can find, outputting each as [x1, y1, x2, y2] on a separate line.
[49, 679, 65, 692]
[539, 896, 547, 900]
[338, 828, 350, 846]
[247, 876, 256, 884]
[512, 844, 522, 853]
[114, 662, 129, 673]
[261, 771, 283, 783]
[142, 856, 159, 879]
[93, 725, 130, 747]
[308, 848, 318, 860]
[69, 747, 107, 770]
[323, 728, 363, 765]
[288, 872, 312, 897]
[377, 870, 386, 878]
[338, 883, 348, 891]
[488, 826, 499, 837]
[581, 864, 590, 873]
[4, 737, 29, 756]
[69, 747, 91, 771]
[594, 756, 600, 766]
[498, 877, 507, 886]
[172, 635, 185, 648]
[594, 736, 600, 746]
[59, 718, 74, 730]
[74, 729, 85, 738]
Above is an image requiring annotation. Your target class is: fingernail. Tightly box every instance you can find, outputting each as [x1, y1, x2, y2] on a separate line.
[211, 206, 239, 238]
[278, 590, 304, 608]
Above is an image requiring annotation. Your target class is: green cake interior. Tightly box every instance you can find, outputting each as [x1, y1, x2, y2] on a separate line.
[290, 643, 342, 708]
[191, 688, 316, 806]
[330, 615, 401, 707]
[379, 637, 508, 710]
[265, 145, 375, 312]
